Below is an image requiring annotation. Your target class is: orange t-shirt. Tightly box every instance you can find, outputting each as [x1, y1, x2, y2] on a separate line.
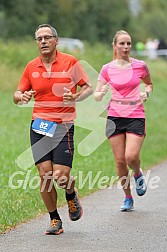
[18, 50, 89, 123]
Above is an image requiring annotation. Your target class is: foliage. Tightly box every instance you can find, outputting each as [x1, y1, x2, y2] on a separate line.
[0, 0, 143, 44]
[1, 0, 167, 44]
[130, 0, 167, 43]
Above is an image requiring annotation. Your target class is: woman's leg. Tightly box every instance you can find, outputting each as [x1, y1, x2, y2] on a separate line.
[109, 133, 132, 197]
[125, 133, 145, 174]
[125, 133, 147, 196]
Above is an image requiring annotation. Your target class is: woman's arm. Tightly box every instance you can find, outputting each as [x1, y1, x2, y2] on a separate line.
[140, 74, 153, 102]
[94, 81, 109, 102]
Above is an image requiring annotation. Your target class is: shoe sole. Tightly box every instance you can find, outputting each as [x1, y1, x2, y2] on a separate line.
[45, 228, 64, 235]
[137, 191, 146, 196]
[69, 188, 83, 221]
[121, 206, 134, 212]
[136, 186, 147, 196]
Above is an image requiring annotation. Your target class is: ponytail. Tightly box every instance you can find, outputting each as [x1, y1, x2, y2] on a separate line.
[113, 47, 117, 60]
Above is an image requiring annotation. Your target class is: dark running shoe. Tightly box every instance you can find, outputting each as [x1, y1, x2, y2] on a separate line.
[67, 188, 83, 221]
[121, 197, 134, 212]
[45, 219, 64, 235]
[134, 170, 147, 196]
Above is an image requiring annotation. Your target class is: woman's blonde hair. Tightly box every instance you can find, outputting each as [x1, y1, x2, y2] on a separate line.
[112, 30, 131, 59]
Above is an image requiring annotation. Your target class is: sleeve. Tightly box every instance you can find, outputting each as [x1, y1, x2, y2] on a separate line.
[17, 64, 32, 92]
[98, 65, 109, 83]
[141, 61, 150, 78]
[71, 60, 90, 87]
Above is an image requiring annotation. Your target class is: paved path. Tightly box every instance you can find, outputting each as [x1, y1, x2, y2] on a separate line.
[1, 161, 167, 252]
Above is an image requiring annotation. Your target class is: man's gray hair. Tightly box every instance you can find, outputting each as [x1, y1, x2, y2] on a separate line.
[35, 24, 58, 39]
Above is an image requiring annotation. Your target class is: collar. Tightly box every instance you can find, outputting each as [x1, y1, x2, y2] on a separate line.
[37, 50, 59, 67]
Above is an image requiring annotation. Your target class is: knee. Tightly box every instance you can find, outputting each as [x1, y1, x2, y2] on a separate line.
[115, 158, 127, 170]
[36, 164, 53, 185]
[126, 153, 139, 168]
[53, 171, 70, 189]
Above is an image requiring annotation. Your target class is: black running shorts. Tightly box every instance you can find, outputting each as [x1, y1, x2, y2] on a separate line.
[106, 116, 145, 138]
[30, 122, 74, 167]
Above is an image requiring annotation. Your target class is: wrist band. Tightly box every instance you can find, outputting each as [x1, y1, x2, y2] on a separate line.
[146, 91, 151, 98]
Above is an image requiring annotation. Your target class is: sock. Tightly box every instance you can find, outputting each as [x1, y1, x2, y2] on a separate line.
[49, 209, 61, 220]
[65, 190, 75, 201]
[134, 169, 142, 178]
[125, 195, 133, 199]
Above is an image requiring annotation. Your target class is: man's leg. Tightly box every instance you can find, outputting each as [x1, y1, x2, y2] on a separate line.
[53, 164, 83, 221]
[37, 160, 63, 235]
[37, 160, 57, 211]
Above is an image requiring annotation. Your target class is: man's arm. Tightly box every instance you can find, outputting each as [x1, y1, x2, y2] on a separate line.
[75, 83, 93, 101]
[13, 90, 36, 105]
[63, 83, 93, 103]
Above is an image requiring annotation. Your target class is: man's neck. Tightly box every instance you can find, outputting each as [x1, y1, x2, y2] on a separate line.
[41, 50, 56, 64]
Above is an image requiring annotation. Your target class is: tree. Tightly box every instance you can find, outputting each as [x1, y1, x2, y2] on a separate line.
[129, 0, 167, 44]
[2, 0, 167, 45]
[1, 0, 130, 43]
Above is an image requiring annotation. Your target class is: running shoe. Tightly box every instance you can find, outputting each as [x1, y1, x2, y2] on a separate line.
[121, 197, 134, 212]
[134, 170, 147, 196]
[67, 188, 83, 221]
[45, 219, 64, 235]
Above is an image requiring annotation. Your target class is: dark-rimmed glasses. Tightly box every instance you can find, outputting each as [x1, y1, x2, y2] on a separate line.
[35, 35, 56, 42]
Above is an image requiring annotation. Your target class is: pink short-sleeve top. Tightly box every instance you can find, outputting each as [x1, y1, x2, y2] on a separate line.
[98, 58, 150, 118]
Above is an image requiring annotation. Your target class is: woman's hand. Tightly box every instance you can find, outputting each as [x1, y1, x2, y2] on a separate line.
[94, 81, 109, 102]
[101, 84, 109, 95]
[140, 91, 147, 102]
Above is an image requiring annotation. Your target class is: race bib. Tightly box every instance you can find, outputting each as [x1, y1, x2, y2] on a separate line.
[32, 118, 57, 137]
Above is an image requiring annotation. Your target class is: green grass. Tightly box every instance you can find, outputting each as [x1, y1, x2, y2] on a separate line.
[0, 40, 167, 233]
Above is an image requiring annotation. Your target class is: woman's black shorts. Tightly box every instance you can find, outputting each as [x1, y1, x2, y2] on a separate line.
[30, 122, 74, 167]
[106, 116, 145, 138]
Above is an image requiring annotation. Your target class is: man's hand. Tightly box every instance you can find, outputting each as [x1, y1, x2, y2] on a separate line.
[63, 87, 75, 103]
[20, 90, 36, 104]
[13, 90, 36, 105]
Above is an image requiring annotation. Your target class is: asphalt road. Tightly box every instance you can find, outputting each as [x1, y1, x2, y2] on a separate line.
[1, 161, 167, 252]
